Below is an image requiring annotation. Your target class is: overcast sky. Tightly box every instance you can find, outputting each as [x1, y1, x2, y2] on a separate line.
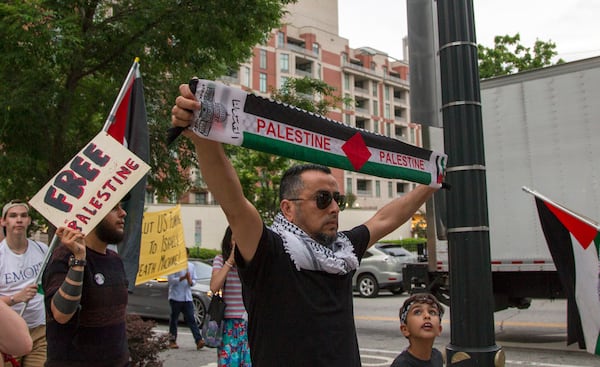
[338, 0, 600, 62]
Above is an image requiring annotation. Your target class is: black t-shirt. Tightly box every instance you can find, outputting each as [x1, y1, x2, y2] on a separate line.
[43, 245, 130, 367]
[237, 224, 370, 367]
[390, 348, 443, 367]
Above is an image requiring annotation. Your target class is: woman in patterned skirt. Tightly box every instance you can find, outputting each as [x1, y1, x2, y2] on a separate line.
[210, 227, 251, 367]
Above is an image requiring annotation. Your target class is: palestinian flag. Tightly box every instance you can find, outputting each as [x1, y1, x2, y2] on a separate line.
[105, 59, 150, 291]
[534, 195, 600, 355]
[181, 79, 446, 187]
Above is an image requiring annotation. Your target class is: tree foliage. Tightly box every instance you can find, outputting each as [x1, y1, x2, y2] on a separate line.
[0, 0, 294, 209]
[478, 33, 564, 78]
[227, 77, 351, 223]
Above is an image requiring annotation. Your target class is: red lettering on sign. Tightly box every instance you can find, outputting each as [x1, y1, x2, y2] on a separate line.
[255, 118, 331, 151]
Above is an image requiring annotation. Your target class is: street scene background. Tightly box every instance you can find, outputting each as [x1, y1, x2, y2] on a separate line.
[154, 293, 600, 366]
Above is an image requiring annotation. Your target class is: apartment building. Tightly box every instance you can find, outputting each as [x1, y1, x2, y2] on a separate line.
[187, 0, 422, 210]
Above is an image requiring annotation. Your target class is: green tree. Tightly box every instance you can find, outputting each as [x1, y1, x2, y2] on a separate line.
[227, 77, 351, 223]
[0, 0, 294, 208]
[478, 33, 564, 78]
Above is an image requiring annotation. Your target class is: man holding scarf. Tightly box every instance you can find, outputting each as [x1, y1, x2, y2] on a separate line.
[171, 84, 439, 367]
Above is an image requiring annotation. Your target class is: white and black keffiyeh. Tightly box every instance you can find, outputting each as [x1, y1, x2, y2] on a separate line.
[270, 212, 359, 274]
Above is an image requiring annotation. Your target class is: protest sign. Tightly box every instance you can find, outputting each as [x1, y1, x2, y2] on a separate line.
[136, 205, 188, 285]
[29, 131, 150, 234]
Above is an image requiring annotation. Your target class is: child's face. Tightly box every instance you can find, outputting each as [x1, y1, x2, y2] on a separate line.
[400, 302, 443, 339]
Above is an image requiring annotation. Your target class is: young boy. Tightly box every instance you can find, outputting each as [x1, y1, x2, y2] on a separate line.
[391, 293, 445, 367]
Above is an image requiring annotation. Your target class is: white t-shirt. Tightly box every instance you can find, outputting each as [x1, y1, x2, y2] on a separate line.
[0, 238, 48, 328]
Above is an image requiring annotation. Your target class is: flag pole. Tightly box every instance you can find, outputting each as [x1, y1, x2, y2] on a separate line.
[19, 236, 60, 316]
[522, 186, 600, 230]
[21, 58, 141, 316]
[102, 57, 140, 132]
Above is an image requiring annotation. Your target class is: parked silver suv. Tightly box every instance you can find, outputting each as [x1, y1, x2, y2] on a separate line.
[353, 243, 418, 298]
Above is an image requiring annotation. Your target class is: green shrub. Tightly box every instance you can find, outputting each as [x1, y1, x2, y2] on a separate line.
[188, 247, 220, 260]
[379, 238, 427, 252]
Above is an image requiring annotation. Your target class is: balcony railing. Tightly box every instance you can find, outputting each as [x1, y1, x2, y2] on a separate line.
[285, 43, 319, 57]
[353, 86, 369, 95]
[294, 69, 313, 77]
[355, 107, 370, 116]
[383, 74, 409, 87]
[342, 61, 382, 77]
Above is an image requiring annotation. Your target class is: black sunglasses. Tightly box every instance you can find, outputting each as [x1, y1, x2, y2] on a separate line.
[289, 190, 347, 211]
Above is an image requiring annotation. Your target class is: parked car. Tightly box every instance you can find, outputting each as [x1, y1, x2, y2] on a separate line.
[127, 259, 212, 327]
[352, 243, 418, 298]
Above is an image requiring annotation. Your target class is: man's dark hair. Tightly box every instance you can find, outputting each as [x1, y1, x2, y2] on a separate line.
[279, 164, 331, 201]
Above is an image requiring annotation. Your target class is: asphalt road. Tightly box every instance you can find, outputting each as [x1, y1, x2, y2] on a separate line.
[155, 293, 600, 366]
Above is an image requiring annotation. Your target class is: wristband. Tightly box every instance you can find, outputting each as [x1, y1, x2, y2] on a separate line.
[69, 256, 87, 267]
[225, 261, 233, 268]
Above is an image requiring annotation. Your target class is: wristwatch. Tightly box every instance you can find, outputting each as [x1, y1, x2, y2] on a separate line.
[69, 256, 87, 267]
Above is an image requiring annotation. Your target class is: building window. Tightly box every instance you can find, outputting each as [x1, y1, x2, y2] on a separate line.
[277, 31, 285, 47]
[372, 81, 378, 97]
[344, 93, 352, 109]
[344, 74, 350, 90]
[259, 73, 267, 93]
[194, 192, 207, 204]
[346, 178, 353, 194]
[386, 122, 391, 137]
[410, 128, 416, 144]
[341, 52, 348, 63]
[260, 49, 267, 69]
[312, 43, 320, 55]
[384, 103, 390, 119]
[384, 86, 390, 101]
[372, 100, 378, 116]
[383, 66, 388, 75]
[241, 66, 251, 87]
[344, 114, 352, 124]
[357, 179, 371, 196]
[279, 76, 288, 88]
[370, 61, 376, 70]
[280, 53, 289, 72]
[396, 182, 408, 195]
[388, 181, 393, 198]
[375, 180, 381, 198]
[396, 125, 408, 140]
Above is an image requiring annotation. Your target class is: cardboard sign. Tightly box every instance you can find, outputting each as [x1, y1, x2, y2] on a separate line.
[136, 205, 188, 285]
[29, 131, 150, 234]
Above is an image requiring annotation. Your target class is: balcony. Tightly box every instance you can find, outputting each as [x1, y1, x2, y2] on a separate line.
[294, 69, 313, 78]
[394, 97, 408, 107]
[353, 86, 369, 95]
[342, 61, 382, 78]
[383, 74, 409, 87]
[285, 43, 319, 57]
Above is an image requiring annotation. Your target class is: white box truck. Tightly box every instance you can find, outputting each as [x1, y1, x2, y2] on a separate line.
[404, 56, 600, 311]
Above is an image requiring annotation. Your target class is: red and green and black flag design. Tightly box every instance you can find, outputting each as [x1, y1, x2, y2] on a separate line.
[184, 79, 446, 187]
[105, 59, 150, 290]
[533, 192, 600, 355]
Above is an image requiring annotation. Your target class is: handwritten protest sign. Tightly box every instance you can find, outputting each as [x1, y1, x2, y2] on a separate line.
[29, 132, 150, 234]
[136, 205, 188, 285]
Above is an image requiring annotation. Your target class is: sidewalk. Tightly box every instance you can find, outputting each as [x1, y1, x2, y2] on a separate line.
[155, 328, 217, 367]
